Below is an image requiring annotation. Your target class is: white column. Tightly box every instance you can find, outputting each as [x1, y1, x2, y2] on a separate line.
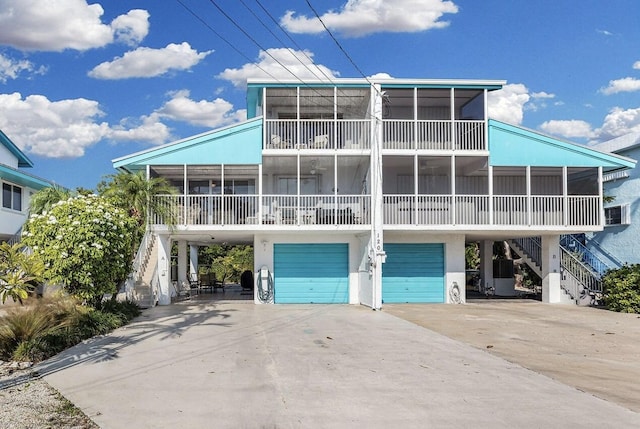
[157, 234, 172, 305]
[177, 240, 188, 287]
[479, 240, 494, 293]
[446, 235, 466, 303]
[541, 235, 562, 303]
[189, 244, 199, 280]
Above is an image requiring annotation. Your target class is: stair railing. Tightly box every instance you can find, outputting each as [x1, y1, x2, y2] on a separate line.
[560, 247, 602, 302]
[125, 229, 155, 300]
[512, 236, 541, 266]
[560, 235, 614, 277]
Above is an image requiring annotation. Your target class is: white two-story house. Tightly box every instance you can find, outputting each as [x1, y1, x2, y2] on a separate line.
[1, 129, 58, 243]
[112, 78, 635, 308]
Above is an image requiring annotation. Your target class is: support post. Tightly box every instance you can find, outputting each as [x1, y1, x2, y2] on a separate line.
[157, 235, 172, 305]
[541, 235, 562, 303]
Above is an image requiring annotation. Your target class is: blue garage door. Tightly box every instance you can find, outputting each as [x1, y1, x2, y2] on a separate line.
[382, 243, 445, 303]
[274, 243, 349, 304]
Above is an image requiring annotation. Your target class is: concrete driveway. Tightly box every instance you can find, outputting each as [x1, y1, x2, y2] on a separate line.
[35, 301, 640, 429]
[384, 299, 640, 413]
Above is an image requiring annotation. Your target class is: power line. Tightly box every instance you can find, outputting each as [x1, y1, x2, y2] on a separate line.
[174, 0, 281, 82]
[304, 0, 372, 84]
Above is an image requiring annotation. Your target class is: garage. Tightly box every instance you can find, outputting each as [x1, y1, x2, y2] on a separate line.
[382, 243, 445, 303]
[273, 243, 349, 304]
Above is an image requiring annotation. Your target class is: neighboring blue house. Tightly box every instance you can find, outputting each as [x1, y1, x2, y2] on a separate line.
[0, 129, 58, 242]
[587, 132, 640, 266]
[112, 77, 635, 308]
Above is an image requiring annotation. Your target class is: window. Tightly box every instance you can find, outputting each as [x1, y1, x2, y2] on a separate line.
[604, 204, 631, 226]
[2, 183, 22, 211]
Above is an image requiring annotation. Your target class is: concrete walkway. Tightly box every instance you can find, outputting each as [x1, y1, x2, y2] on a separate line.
[35, 301, 640, 429]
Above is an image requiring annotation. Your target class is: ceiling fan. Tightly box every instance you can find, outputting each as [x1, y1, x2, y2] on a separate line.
[310, 160, 328, 175]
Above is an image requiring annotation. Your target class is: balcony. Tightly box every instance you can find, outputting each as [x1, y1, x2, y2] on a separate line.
[265, 119, 371, 150]
[152, 194, 371, 226]
[152, 194, 600, 228]
[382, 195, 601, 226]
[382, 120, 486, 151]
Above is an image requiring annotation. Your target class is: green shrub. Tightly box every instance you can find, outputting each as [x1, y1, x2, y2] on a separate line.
[0, 296, 141, 362]
[0, 298, 73, 361]
[601, 264, 640, 313]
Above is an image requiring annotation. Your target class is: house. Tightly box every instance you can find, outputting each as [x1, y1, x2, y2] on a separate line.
[0, 129, 58, 243]
[112, 78, 635, 308]
[586, 132, 640, 266]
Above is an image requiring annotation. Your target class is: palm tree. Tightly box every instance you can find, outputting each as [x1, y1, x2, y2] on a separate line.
[29, 185, 74, 215]
[97, 170, 176, 227]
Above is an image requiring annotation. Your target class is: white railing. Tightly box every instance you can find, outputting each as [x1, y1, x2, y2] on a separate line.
[455, 195, 490, 225]
[152, 194, 600, 227]
[455, 120, 485, 151]
[264, 119, 486, 151]
[153, 194, 370, 226]
[561, 247, 603, 300]
[494, 196, 528, 225]
[383, 120, 486, 150]
[264, 119, 371, 150]
[383, 195, 453, 225]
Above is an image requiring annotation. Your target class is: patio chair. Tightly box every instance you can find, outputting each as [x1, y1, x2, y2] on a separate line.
[309, 134, 329, 149]
[240, 270, 254, 295]
[270, 134, 290, 149]
[189, 273, 200, 295]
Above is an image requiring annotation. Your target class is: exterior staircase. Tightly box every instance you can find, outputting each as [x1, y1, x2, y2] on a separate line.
[126, 231, 159, 308]
[509, 235, 618, 306]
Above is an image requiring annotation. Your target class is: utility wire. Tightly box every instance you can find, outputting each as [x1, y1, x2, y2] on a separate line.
[304, 0, 372, 84]
[174, 0, 280, 82]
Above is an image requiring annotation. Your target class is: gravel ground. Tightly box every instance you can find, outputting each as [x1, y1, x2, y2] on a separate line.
[0, 361, 98, 429]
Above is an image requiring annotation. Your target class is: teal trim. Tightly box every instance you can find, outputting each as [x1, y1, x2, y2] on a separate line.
[274, 243, 349, 304]
[113, 118, 263, 171]
[381, 83, 502, 90]
[0, 163, 55, 189]
[488, 120, 636, 169]
[246, 87, 261, 119]
[382, 243, 445, 303]
[0, 129, 32, 168]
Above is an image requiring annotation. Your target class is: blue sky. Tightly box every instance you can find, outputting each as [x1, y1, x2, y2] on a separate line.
[1, 0, 639, 190]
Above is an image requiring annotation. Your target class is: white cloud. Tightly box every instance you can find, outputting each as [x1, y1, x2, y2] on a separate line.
[218, 48, 339, 88]
[112, 9, 150, 46]
[88, 42, 212, 79]
[0, 1, 149, 51]
[0, 92, 110, 157]
[108, 113, 171, 145]
[0, 91, 177, 157]
[155, 90, 246, 128]
[596, 29, 613, 36]
[600, 77, 640, 95]
[487, 83, 530, 125]
[281, 0, 458, 37]
[368, 72, 393, 79]
[539, 120, 594, 139]
[0, 53, 46, 83]
[634, 61, 640, 70]
[592, 107, 640, 142]
[531, 91, 555, 99]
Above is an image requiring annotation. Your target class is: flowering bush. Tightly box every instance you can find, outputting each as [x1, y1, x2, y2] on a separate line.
[22, 194, 137, 304]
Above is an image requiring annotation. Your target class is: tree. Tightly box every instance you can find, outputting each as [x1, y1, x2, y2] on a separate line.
[29, 185, 74, 215]
[21, 194, 138, 306]
[201, 244, 253, 285]
[0, 243, 44, 304]
[97, 170, 176, 228]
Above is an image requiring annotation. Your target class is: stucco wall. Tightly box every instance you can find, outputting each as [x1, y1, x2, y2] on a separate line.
[590, 146, 640, 264]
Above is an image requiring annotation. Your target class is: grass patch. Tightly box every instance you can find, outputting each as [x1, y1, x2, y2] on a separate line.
[0, 296, 141, 362]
